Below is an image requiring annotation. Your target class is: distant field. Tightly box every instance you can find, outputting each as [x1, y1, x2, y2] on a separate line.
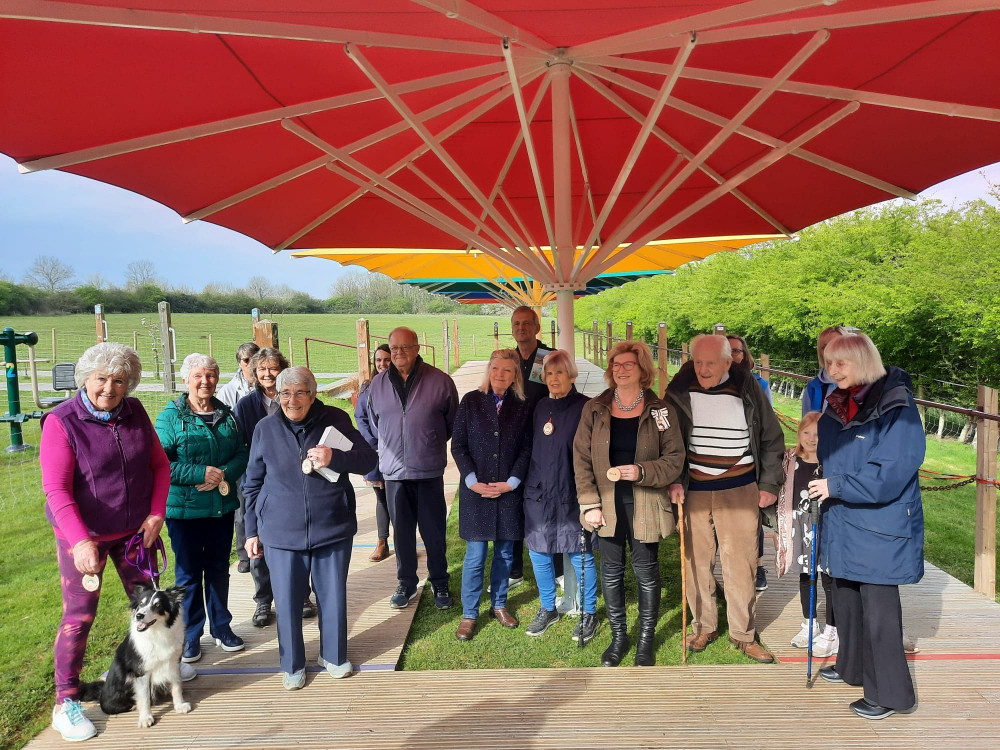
[0, 312, 567, 378]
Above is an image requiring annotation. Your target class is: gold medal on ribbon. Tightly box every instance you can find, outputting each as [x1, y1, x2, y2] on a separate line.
[543, 420, 554, 436]
[82, 574, 100, 592]
[606, 467, 622, 482]
[218, 480, 230, 496]
[301, 458, 314, 475]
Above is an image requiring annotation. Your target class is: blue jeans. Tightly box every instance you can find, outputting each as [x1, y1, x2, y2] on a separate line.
[528, 549, 598, 614]
[166, 514, 235, 644]
[461, 540, 514, 619]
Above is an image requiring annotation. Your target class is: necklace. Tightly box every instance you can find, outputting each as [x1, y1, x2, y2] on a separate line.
[614, 388, 643, 412]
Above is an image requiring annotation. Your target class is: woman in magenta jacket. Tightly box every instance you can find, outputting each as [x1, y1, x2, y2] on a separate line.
[40, 342, 173, 742]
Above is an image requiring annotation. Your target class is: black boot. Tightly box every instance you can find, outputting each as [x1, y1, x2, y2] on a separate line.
[634, 572, 661, 667]
[601, 571, 629, 667]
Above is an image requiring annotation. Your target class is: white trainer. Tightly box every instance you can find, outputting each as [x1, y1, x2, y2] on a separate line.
[813, 625, 840, 657]
[790, 620, 816, 648]
[52, 699, 97, 742]
[282, 669, 305, 691]
[179, 662, 198, 682]
[318, 655, 353, 679]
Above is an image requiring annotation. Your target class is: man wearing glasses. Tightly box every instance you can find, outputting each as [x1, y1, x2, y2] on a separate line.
[366, 327, 459, 610]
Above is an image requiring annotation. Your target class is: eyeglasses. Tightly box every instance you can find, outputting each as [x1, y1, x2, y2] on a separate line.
[730, 348, 744, 355]
[389, 345, 418, 353]
[610, 361, 637, 371]
[278, 390, 312, 400]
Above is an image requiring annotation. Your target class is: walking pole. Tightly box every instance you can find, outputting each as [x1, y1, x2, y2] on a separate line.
[678, 500, 687, 665]
[578, 527, 589, 650]
[806, 497, 819, 687]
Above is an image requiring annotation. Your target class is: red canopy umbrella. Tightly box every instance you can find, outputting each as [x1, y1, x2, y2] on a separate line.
[3, 1, 999, 351]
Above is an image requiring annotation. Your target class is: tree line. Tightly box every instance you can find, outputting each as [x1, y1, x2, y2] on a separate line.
[574, 193, 1000, 404]
[0, 261, 508, 316]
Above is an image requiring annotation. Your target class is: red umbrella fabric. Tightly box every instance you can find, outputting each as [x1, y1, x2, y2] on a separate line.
[3, 1, 999, 303]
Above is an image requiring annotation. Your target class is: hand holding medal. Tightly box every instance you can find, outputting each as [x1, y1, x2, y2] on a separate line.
[301, 444, 333, 474]
[607, 464, 641, 482]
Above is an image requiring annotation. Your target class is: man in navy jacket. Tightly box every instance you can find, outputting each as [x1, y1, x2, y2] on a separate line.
[365, 327, 459, 610]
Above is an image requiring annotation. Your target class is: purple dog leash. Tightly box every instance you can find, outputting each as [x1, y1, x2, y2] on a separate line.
[125, 531, 168, 589]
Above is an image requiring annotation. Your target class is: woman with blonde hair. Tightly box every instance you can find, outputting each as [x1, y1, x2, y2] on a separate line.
[773, 411, 837, 656]
[451, 349, 533, 641]
[574, 341, 685, 667]
[808, 331, 924, 719]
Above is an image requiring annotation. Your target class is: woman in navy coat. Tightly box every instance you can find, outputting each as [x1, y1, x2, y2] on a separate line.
[242, 367, 377, 690]
[522, 349, 597, 643]
[807, 332, 924, 720]
[451, 349, 532, 642]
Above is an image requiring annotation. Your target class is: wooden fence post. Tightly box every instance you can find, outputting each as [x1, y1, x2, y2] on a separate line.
[452, 319, 460, 368]
[917, 385, 927, 427]
[287, 337, 294, 366]
[974, 385, 998, 600]
[592, 321, 600, 365]
[356, 318, 370, 385]
[253, 318, 279, 350]
[158, 301, 176, 393]
[494, 322, 500, 351]
[713, 323, 727, 335]
[472, 334, 477, 356]
[208, 333, 213, 358]
[421, 331, 431, 367]
[51, 328, 57, 361]
[132, 330, 138, 352]
[606, 320, 613, 363]
[550, 320, 557, 348]
[681, 341, 689, 363]
[626, 320, 633, 340]
[95, 304, 106, 343]
[760, 353, 771, 386]
[657, 323, 667, 392]
[442, 319, 450, 374]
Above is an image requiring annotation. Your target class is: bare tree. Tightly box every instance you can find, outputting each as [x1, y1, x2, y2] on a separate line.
[84, 272, 110, 290]
[125, 260, 158, 290]
[247, 275, 275, 301]
[25, 255, 75, 292]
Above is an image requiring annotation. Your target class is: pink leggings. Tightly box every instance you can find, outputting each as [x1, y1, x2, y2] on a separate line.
[54, 534, 151, 702]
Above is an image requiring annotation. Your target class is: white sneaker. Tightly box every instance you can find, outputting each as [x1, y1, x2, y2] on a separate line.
[179, 661, 198, 682]
[52, 699, 97, 742]
[813, 625, 839, 657]
[790, 620, 816, 648]
[318, 655, 353, 679]
[282, 669, 305, 691]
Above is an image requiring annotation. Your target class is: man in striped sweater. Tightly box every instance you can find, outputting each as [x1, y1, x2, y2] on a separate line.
[665, 334, 785, 663]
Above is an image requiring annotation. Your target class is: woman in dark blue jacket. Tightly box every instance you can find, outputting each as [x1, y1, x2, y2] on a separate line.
[808, 332, 924, 720]
[451, 349, 532, 642]
[242, 367, 377, 690]
[522, 349, 596, 643]
[355, 343, 392, 562]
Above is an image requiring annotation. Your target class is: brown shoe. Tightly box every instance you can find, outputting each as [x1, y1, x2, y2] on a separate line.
[456, 618, 477, 641]
[369, 539, 391, 562]
[490, 608, 519, 628]
[729, 636, 774, 663]
[685, 630, 718, 653]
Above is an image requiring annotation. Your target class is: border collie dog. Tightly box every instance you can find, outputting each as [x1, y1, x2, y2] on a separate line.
[79, 582, 192, 727]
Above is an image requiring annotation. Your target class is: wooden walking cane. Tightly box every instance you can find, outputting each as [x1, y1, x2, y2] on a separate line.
[678, 500, 688, 664]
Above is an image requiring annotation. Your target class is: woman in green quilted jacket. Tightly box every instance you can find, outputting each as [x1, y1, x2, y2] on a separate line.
[155, 353, 249, 663]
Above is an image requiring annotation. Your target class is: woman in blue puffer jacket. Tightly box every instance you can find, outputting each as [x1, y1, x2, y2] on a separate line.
[807, 331, 924, 720]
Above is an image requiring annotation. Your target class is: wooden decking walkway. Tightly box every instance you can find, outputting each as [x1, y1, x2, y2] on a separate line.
[28, 360, 1000, 748]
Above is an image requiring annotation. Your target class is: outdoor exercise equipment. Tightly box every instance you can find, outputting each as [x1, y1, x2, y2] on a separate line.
[2, 328, 42, 453]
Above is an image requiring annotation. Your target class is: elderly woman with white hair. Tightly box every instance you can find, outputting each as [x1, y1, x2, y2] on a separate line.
[521, 350, 599, 643]
[41, 343, 180, 742]
[242, 367, 377, 689]
[155, 353, 249, 664]
[807, 332, 925, 720]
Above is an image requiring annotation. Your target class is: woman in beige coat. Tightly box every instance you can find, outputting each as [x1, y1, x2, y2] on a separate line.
[574, 341, 686, 667]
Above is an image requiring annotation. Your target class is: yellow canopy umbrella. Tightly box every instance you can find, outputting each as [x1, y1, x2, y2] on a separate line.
[291, 235, 782, 308]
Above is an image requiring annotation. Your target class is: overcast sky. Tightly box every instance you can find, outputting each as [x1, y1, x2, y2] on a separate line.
[1, 153, 998, 299]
